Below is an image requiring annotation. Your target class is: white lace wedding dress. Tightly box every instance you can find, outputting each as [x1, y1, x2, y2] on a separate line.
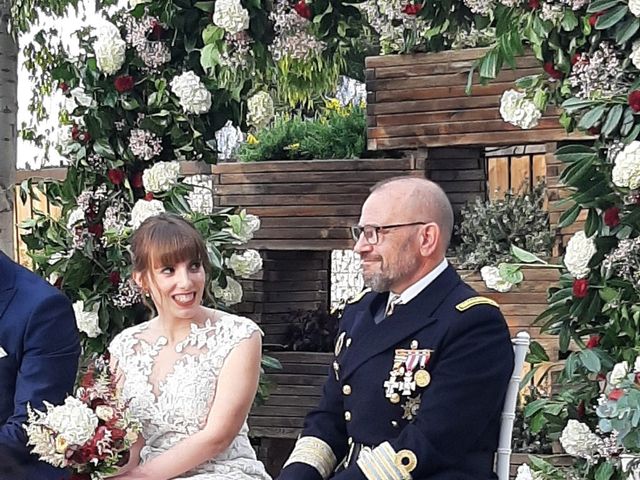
[109, 314, 272, 480]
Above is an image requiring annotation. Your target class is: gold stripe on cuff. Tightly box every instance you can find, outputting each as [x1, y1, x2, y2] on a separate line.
[283, 436, 337, 480]
[356, 441, 415, 480]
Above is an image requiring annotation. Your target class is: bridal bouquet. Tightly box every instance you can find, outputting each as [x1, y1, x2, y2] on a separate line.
[24, 356, 140, 479]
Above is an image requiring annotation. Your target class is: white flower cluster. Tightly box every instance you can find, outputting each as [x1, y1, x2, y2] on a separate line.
[603, 237, 640, 290]
[94, 21, 126, 75]
[558, 0, 589, 9]
[213, 277, 244, 305]
[142, 161, 180, 193]
[112, 278, 142, 308]
[335, 76, 367, 107]
[73, 300, 102, 338]
[213, 0, 250, 34]
[564, 231, 597, 278]
[124, 15, 171, 70]
[246, 91, 275, 129]
[67, 207, 90, 250]
[480, 266, 514, 292]
[269, 0, 325, 61]
[630, 0, 640, 17]
[130, 198, 166, 229]
[632, 41, 640, 70]
[226, 211, 261, 243]
[514, 464, 543, 480]
[560, 419, 603, 461]
[228, 249, 263, 277]
[103, 200, 127, 237]
[77, 185, 107, 217]
[463, 0, 496, 16]
[612, 141, 640, 190]
[184, 175, 214, 214]
[499, 89, 542, 130]
[216, 120, 245, 161]
[569, 42, 626, 99]
[499, 0, 521, 6]
[170, 71, 212, 114]
[448, 25, 496, 50]
[539, 2, 563, 23]
[129, 128, 163, 160]
[68, 87, 96, 109]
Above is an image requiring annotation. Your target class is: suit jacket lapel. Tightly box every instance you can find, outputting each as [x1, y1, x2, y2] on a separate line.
[341, 266, 462, 380]
[0, 252, 17, 320]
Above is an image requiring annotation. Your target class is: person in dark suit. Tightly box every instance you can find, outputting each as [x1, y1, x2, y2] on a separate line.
[0, 250, 80, 480]
[277, 177, 514, 480]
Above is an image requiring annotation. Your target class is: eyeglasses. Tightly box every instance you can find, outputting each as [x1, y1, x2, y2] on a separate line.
[350, 222, 428, 245]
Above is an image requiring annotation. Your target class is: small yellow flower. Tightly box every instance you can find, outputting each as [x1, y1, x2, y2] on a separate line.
[284, 143, 300, 150]
[55, 435, 68, 454]
[247, 134, 259, 145]
[325, 98, 341, 110]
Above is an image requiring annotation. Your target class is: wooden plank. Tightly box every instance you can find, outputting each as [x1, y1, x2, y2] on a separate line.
[272, 385, 323, 396]
[215, 183, 375, 196]
[249, 416, 305, 428]
[488, 157, 509, 200]
[374, 81, 516, 103]
[251, 405, 318, 417]
[510, 155, 531, 191]
[266, 374, 328, 386]
[367, 95, 501, 116]
[253, 228, 350, 240]
[246, 426, 301, 438]
[218, 193, 368, 207]
[241, 205, 362, 217]
[257, 395, 321, 407]
[216, 170, 421, 185]
[366, 48, 491, 68]
[460, 268, 560, 281]
[245, 239, 354, 250]
[212, 158, 413, 175]
[267, 352, 334, 363]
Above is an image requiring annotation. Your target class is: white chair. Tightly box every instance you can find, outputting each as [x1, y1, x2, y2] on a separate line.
[496, 331, 531, 480]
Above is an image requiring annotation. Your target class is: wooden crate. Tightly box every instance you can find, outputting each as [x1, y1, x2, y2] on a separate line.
[212, 158, 425, 250]
[460, 267, 560, 359]
[365, 48, 590, 150]
[249, 351, 332, 438]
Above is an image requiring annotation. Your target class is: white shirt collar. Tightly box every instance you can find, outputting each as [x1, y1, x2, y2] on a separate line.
[386, 258, 449, 309]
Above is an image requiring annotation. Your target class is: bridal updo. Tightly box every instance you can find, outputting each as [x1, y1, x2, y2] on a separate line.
[130, 213, 211, 277]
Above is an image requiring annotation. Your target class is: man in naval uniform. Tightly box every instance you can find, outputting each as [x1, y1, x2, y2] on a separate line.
[277, 177, 514, 480]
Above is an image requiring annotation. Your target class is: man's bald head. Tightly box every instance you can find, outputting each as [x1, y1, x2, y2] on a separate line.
[370, 177, 454, 253]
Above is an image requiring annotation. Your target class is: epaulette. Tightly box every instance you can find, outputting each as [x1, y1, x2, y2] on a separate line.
[456, 296, 499, 312]
[346, 287, 372, 304]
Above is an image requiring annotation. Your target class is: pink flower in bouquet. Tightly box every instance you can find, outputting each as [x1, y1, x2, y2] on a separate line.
[24, 356, 141, 477]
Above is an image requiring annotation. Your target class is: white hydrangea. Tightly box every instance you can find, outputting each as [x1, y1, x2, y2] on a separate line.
[213, 277, 243, 305]
[228, 249, 263, 277]
[226, 211, 261, 243]
[142, 161, 180, 193]
[632, 41, 640, 70]
[130, 198, 166, 229]
[499, 89, 542, 129]
[72, 300, 102, 338]
[94, 22, 126, 75]
[514, 464, 534, 480]
[612, 141, 640, 189]
[630, 0, 640, 17]
[559, 419, 603, 459]
[216, 121, 245, 161]
[480, 266, 513, 292]
[44, 397, 98, 446]
[246, 91, 275, 129]
[564, 231, 597, 279]
[170, 71, 212, 114]
[213, 0, 250, 34]
[610, 360, 629, 386]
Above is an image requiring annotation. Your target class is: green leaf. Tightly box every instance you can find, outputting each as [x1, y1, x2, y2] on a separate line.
[599, 287, 618, 302]
[479, 48, 499, 79]
[616, 16, 640, 43]
[200, 44, 220, 72]
[558, 202, 582, 228]
[121, 97, 140, 111]
[93, 138, 115, 159]
[194, 1, 214, 12]
[511, 245, 544, 263]
[595, 461, 614, 480]
[579, 348, 601, 373]
[561, 10, 579, 31]
[527, 341, 550, 363]
[202, 24, 224, 45]
[602, 104, 623, 137]
[595, 4, 628, 30]
[498, 263, 524, 284]
[577, 104, 606, 130]
[587, 0, 622, 12]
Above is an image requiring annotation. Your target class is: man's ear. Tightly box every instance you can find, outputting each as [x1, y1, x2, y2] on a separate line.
[419, 223, 440, 257]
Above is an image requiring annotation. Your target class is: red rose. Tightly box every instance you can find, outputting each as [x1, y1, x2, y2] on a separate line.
[543, 62, 563, 80]
[629, 90, 640, 112]
[114, 75, 135, 93]
[144, 192, 154, 201]
[572, 278, 589, 298]
[527, 0, 540, 8]
[587, 126, 600, 135]
[577, 400, 585, 419]
[589, 11, 603, 27]
[293, 1, 312, 19]
[59, 82, 70, 93]
[603, 206, 621, 227]
[571, 53, 582, 65]
[69, 445, 93, 464]
[108, 169, 125, 185]
[609, 388, 624, 401]
[586, 335, 601, 349]
[131, 171, 144, 188]
[151, 21, 165, 40]
[71, 125, 91, 144]
[402, 3, 422, 14]
[635, 372, 640, 384]
[109, 271, 121, 286]
[87, 223, 104, 238]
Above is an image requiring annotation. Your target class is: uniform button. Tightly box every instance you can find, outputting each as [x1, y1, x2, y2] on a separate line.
[391, 420, 399, 428]
[346, 338, 352, 347]
[342, 385, 352, 395]
[344, 411, 352, 421]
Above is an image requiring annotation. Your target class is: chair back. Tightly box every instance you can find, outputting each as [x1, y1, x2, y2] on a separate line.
[496, 331, 531, 480]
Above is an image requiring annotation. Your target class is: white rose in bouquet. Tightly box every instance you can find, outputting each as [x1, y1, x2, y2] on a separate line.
[559, 419, 602, 459]
[564, 231, 596, 279]
[499, 89, 542, 129]
[228, 249, 263, 277]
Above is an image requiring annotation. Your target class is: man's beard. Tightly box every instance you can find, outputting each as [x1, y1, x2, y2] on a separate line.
[362, 242, 415, 292]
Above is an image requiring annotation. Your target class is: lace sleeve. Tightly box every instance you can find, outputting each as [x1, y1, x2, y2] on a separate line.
[210, 315, 262, 368]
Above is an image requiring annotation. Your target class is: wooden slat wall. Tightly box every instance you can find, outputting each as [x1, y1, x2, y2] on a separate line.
[487, 153, 547, 200]
[212, 158, 425, 250]
[365, 48, 591, 150]
[460, 267, 560, 360]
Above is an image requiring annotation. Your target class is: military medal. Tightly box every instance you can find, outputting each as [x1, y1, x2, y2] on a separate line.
[414, 369, 431, 387]
[390, 393, 401, 404]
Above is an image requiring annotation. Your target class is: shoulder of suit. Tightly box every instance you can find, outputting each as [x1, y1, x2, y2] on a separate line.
[455, 296, 500, 312]
[346, 287, 373, 304]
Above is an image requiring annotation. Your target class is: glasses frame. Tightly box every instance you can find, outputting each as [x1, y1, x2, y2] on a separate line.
[350, 222, 428, 245]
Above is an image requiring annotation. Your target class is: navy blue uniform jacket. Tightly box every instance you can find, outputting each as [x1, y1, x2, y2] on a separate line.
[0, 251, 80, 480]
[278, 265, 514, 480]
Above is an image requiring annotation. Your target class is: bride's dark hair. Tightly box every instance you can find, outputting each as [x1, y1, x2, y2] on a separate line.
[130, 213, 211, 276]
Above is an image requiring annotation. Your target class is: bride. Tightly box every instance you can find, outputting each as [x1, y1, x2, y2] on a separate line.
[108, 213, 271, 480]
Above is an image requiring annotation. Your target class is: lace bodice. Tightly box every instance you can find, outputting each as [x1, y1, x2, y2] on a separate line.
[109, 314, 271, 480]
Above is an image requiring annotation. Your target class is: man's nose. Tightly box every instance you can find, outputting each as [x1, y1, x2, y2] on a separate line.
[353, 233, 371, 254]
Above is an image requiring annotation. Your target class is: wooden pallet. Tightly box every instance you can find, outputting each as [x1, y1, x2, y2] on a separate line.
[365, 48, 590, 150]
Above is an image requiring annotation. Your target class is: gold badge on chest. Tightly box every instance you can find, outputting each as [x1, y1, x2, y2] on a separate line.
[384, 341, 432, 404]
